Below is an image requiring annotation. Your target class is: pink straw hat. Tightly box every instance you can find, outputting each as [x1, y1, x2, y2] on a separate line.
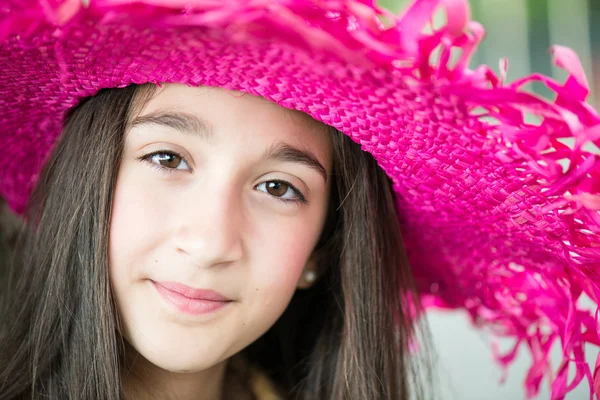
[2, 0, 600, 398]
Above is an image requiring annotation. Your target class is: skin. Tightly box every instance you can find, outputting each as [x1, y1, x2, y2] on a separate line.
[108, 84, 333, 400]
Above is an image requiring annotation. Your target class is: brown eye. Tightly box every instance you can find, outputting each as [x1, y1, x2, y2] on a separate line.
[266, 181, 289, 197]
[142, 151, 190, 172]
[154, 152, 182, 169]
[255, 180, 306, 204]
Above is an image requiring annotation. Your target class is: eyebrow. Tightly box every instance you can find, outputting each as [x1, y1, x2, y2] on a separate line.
[131, 111, 328, 183]
[130, 111, 213, 140]
[264, 142, 328, 183]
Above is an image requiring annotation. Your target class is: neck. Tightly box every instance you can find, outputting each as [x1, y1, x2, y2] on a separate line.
[122, 345, 228, 400]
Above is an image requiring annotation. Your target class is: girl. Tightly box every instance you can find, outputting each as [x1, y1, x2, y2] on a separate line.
[0, 82, 431, 399]
[1, 1, 599, 399]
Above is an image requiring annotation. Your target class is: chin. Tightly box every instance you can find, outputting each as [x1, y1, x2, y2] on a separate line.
[122, 329, 227, 373]
[141, 346, 225, 374]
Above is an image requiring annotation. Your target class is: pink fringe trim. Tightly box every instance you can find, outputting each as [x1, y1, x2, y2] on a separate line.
[2, 0, 600, 398]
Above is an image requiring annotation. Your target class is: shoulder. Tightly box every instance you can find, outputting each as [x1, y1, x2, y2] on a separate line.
[247, 367, 283, 400]
[227, 355, 284, 400]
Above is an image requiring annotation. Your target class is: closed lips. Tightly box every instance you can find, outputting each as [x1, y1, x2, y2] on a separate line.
[152, 281, 232, 301]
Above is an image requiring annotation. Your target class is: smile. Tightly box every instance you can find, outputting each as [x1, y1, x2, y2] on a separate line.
[151, 280, 233, 316]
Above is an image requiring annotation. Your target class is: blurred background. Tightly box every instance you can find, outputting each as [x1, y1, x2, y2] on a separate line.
[375, 0, 600, 399]
[379, 0, 600, 107]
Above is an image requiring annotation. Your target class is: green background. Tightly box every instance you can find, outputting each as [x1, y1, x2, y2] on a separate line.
[377, 0, 600, 107]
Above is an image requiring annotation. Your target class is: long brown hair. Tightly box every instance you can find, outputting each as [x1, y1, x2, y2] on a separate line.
[0, 84, 434, 399]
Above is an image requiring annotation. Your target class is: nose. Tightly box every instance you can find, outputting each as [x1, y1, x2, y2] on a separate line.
[172, 179, 244, 268]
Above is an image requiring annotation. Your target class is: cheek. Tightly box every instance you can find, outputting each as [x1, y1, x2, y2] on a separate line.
[244, 217, 320, 314]
[108, 168, 170, 283]
[229, 222, 317, 350]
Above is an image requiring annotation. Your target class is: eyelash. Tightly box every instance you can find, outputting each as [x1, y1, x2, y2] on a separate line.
[138, 150, 308, 205]
[140, 150, 190, 175]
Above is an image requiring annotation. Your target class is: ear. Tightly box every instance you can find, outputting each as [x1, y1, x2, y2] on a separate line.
[296, 252, 321, 290]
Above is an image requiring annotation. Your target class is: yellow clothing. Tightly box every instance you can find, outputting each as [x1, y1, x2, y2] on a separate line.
[248, 367, 283, 400]
[228, 355, 284, 400]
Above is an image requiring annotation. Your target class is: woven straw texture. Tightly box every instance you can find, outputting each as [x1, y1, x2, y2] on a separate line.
[2, 0, 600, 398]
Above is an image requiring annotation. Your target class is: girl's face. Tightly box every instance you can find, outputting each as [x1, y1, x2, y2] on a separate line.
[109, 84, 332, 375]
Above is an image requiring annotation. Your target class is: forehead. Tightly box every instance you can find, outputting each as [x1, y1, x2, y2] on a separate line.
[135, 84, 332, 165]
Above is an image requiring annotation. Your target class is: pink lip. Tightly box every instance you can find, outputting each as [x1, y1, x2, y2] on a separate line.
[151, 281, 232, 316]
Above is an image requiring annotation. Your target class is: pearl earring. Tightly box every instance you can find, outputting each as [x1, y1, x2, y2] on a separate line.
[303, 270, 316, 284]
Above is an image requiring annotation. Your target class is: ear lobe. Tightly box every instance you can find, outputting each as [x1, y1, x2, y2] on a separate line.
[296, 253, 320, 290]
